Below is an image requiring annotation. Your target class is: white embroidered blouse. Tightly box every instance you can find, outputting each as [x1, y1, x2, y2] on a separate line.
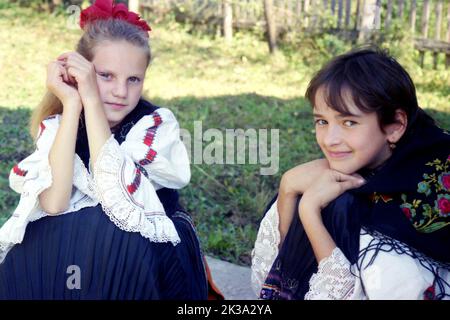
[0, 108, 190, 264]
[251, 200, 450, 300]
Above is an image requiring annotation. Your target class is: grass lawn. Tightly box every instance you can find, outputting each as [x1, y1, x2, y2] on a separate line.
[1, 3, 449, 265]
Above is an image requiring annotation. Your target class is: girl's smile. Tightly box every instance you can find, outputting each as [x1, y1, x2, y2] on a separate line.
[314, 87, 394, 175]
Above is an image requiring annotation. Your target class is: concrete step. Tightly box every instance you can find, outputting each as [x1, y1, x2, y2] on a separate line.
[206, 256, 257, 300]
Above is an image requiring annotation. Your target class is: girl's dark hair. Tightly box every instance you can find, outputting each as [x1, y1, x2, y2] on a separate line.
[305, 48, 420, 131]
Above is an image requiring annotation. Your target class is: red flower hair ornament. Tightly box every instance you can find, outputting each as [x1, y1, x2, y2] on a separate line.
[80, 0, 151, 35]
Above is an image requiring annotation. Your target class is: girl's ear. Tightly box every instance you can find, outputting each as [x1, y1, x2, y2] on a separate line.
[385, 109, 408, 144]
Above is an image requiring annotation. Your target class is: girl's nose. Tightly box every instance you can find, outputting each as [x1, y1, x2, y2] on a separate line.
[323, 125, 343, 147]
[112, 81, 127, 98]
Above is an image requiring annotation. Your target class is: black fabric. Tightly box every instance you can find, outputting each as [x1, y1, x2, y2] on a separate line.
[261, 108, 450, 300]
[0, 205, 208, 299]
[75, 98, 158, 170]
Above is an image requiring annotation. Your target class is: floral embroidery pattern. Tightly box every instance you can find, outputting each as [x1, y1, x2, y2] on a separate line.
[370, 192, 393, 204]
[400, 156, 450, 233]
[423, 284, 436, 300]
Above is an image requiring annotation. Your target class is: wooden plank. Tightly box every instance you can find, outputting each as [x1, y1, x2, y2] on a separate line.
[337, 0, 343, 29]
[447, 1, 450, 68]
[287, 0, 293, 26]
[398, 0, 404, 19]
[385, 0, 393, 30]
[295, 0, 303, 29]
[304, 0, 311, 28]
[223, 0, 233, 42]
[447, 0, 450, 42]
[410, 0, 417, 34]
[435, 0, 443, 40]
[422, 0, 431, 38]
[310, 0, 318, 29]
[296, 0, 303, 28]
[354, 0, 361, 31]
[374, 0, 381, 30]
[264, 0, 277, 53]
[359, 0, 377, 42]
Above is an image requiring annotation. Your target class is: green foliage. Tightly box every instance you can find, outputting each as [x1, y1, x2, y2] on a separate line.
[0, 107, 33, 220]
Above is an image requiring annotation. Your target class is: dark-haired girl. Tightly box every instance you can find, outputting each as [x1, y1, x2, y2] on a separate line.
[252, 48, 450, 300]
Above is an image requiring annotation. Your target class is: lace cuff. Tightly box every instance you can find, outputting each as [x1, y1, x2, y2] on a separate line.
[0, 154, 53, 263]
[93, 135, 180, 245]
[305, 247, 355, 300]
[251, 200, 281, 296]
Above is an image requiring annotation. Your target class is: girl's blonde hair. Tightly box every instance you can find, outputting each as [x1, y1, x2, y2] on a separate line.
[30, 19, 151, 139]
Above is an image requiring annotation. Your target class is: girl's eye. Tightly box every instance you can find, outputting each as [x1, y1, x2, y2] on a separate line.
[315, 119, 327, 126]
[343, 120, 357, 127]
[129, 77, 141, 83]
[98, 73, 111, 80]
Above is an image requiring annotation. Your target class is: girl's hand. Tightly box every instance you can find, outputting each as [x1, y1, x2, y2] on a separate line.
[279, 159, 330, 197]
[46, 60, 81, 110]
[57, 52, 101, 105]
[299, 170, 365, 221]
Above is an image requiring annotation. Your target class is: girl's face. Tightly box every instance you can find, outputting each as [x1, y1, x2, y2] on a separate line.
[313, 88, 393, 175]
[91, 40, 148, 128]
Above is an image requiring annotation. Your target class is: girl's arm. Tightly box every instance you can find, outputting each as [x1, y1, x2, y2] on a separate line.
[38, 60, 82, 215]
[299, 170, 365, 263]
[38, 104, 81, 214]
[57, 52, 111, 164]
[277, 159, 329, 245]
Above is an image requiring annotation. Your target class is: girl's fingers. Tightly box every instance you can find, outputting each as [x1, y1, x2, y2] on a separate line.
[56, 62, 69, 83]
[58, 52, 89, 69]
[339, 178, 365, 191]
[331, 171, 365, 190]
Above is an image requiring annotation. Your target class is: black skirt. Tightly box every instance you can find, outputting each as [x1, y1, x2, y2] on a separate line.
[0, 204, 208, 300]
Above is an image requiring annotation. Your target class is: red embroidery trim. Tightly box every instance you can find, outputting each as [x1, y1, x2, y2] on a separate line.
[37, 122, 46, 140]
[13, 164, 28, 177]
[126, 111, 162, 194]
[127, 168, 141, 194]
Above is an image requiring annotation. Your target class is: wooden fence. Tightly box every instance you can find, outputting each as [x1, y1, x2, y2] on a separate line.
[138, 0, 450, 68]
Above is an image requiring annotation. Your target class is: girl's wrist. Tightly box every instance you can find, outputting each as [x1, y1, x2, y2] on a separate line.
[299, 194, 321, 220]
[62, 100, 82, 117]
[279, 174, 300, 198]
[81, 95, 103, 112]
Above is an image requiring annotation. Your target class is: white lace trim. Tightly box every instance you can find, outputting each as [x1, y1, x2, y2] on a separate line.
[305, 247, 355, 300]
[93, 135, 180, 245]
[251, 200, 281, 297]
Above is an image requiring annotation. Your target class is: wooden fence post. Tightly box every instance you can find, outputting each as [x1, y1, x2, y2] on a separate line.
[446, 1, 450, 68]
[264, 0, 277, 54]
[433, 0, 443, 69]
[223, 0, 233, 43]
[337, 0, 344, 29]
[410, 0, 417, 34]
[344, 0, 351, 29]
[385, 0, 393, 30]
[419, 0, 431, 68]
[358, 0, 377, 43]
